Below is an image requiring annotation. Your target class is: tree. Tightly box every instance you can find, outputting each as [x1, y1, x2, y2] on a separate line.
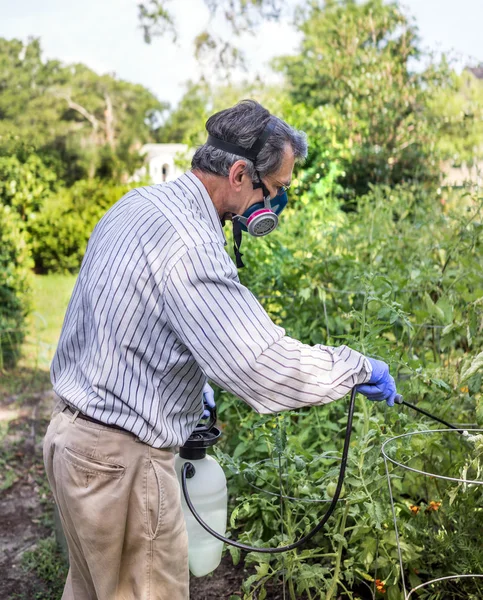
[0, 37, 167, 182]
[274, 0, 450, 201]
[155, 81, 211, 145]
[429, 67, 483, 167]
[137, 0, 286, 71]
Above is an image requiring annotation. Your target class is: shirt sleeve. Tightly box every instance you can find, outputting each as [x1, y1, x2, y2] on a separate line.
[163, 242, 372, 414]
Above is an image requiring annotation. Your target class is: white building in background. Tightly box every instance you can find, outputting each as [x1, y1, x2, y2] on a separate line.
[134, 143, 189, 184]
[441, 161, 483, 188]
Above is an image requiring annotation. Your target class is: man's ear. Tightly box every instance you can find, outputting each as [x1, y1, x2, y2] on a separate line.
[228, 160, 248, 192]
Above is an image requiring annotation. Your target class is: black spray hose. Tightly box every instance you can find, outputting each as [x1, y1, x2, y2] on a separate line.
[181, 390, 462, 553]
[182, 386, 363, 553]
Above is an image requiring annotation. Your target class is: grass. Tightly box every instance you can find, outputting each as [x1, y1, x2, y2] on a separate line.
[21, 536, 69, 600]
[23, 273, 78, 370]
[0, 273, 77, 399]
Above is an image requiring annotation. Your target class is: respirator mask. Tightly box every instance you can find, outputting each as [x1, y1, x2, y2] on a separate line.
[205, 119, 288, 268]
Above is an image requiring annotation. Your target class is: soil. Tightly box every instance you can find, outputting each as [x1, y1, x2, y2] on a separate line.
[0, 390, 56, 599]
[0, 389, 286, 600]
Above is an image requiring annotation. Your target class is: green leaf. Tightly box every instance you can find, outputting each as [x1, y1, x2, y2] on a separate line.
[476, 395, 483, 426]
[255, 563, 269, 577]
[423, 292, 446, 323]
[431, 377, 452, 392]
[294, 455, 307, 471]
[228, 545, 241, 566]
[299, 287, 311, 300]
[230, 505, 241, 529]
[364, 501, 384, 530]
[387, 585, 402, 600]
[461, 351, 483, 383]
[233, 441, 248, 460]
[332, 533, 348, 548]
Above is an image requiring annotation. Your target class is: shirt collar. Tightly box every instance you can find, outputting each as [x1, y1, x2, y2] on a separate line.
[178, 171, 226, 246]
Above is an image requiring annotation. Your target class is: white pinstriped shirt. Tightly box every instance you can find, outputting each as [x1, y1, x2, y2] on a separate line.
[51, 171, 372, 448]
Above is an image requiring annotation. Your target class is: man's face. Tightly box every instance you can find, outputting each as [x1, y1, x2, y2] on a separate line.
[234, 143, 295, 218]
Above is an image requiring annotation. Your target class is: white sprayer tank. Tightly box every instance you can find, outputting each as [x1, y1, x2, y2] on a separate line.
[174, 417, 227, 577]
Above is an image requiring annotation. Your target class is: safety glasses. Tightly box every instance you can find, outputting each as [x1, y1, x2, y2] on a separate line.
[268, 177, 292, 197]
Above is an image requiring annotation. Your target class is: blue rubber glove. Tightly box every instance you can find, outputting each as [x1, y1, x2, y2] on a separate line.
[202, 382, 216, 419]
[356, 358, 398, 407]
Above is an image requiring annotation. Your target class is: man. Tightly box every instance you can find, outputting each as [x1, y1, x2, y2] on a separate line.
[43, 100, 398, 600]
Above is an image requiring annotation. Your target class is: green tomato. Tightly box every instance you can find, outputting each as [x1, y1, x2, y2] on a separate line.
[294, 456, 306, 472]
[326, 481, 345, 498]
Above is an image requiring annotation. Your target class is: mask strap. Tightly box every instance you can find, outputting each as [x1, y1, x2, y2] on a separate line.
[232, 219, 245, 268]
[205, 120, 275, 164]
[253, 169, 271, 201]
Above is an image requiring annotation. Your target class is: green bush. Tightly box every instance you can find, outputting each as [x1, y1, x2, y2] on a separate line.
[29, 179, 134, 273]
[0, 204, 32, 368]
[218, 183, 483, 599]
[0, 153, 58, 221]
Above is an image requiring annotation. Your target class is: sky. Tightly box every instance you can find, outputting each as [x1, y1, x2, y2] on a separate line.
[1, 0, 482, 108]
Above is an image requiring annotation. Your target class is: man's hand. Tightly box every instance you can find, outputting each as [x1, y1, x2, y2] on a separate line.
[202, 382, 216, 418]
[356, 358, 398, 407]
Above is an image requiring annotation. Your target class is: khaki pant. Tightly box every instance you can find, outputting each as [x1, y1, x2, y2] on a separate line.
[43, 401, 189, 600]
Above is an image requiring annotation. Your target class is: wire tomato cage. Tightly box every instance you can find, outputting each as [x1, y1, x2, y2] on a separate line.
[382, 427, 483, 599]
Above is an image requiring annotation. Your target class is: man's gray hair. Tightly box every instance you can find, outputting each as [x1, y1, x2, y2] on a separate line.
[191, 99, 308, 180]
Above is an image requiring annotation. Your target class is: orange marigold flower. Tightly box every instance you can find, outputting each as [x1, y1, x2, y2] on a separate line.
[409, 504, 420, 514]
[375, 579, 387, 593]
[426, 500, 442, 512]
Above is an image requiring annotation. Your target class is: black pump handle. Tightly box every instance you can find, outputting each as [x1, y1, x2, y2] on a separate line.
[195, 405, 217, 434]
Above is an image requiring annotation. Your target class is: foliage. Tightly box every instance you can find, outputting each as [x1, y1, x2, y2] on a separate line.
[429, 68, 483, 167]
[138, 0, 285, 70]
[0, 204, 32, 368]
[0, 135, 134, 275]
[28, 179, 134, 273]
[0, 37, 166, 183]
[274, 0, 449, 202]
[138, 0, 177, 44]
[383, 430, 483, 599]
[213, 183, 483, 599]
[155, 81, 211, 145]
[0, 153, 58, 221]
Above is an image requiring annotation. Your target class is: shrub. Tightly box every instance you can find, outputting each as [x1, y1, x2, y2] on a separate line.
[0, 153, 58, 221]
[29, 179, 134, 273]
[218, 183, 483, 599]
[0, 204, 32, 368]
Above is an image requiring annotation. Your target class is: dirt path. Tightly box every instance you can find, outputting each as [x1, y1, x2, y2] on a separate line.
[0, 389, 58, 599]
[0, 389, 262, 600]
